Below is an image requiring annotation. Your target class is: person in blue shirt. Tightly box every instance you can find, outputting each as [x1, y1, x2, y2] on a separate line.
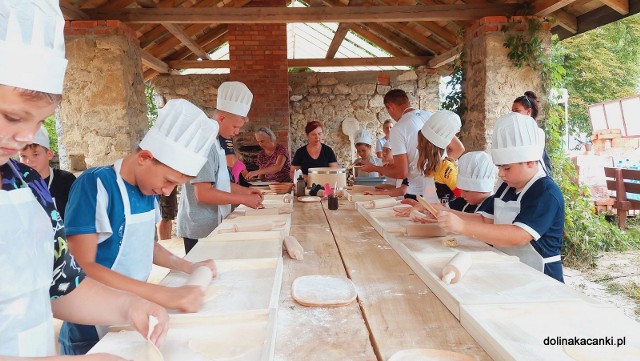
[447, 151, 496, 214]
[436, 113, 565, 282]
[60, 99, 219, 354]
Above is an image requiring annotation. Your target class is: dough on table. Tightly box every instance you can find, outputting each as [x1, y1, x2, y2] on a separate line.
[291, 275, 357, 307]
[387, 348, 475, 361]
[564, 344, 640, 361]
[442, 237, 458, 247]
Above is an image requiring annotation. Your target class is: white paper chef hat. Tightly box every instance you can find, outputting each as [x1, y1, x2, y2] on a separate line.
[0, 0, 67, 94]
[354, 128, 373, 145]
[139, 99, 218, 177]
[420, 110, 461, 149]
[32, 126, 50, 149]
[216, 81, 253, 117]
[491, 112, 545, 165]
[457, 151, 496, 192]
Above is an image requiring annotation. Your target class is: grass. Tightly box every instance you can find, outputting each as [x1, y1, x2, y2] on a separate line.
[606, 280, 640, 316]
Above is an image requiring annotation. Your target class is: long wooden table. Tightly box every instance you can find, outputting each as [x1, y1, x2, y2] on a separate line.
[275, 198, 491, 361]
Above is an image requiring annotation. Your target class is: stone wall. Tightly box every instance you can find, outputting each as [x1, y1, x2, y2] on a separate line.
[61, 21, 147, 171]
[462, 16, 549, 152]
[289, 68, 440, 167]
[151, 67, 441, 168]
[151, 74, 230, 114]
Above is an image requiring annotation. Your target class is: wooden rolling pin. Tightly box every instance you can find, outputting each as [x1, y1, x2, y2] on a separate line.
[185, 266, 213, 290]
[283, 235, 304, 260]
[387, 223, 447, 237]
[364, 198, 398, 209]
[218, 221, 274, 233]
[441, 252, 472, 284]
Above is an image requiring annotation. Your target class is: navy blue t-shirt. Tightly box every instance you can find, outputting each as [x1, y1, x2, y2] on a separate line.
[448, 195, 493, 214]
[481, 177, 565, 282]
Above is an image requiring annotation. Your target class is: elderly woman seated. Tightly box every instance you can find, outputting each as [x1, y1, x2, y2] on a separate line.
[245, 127, 292, 183]
[290, 121, 339, 179]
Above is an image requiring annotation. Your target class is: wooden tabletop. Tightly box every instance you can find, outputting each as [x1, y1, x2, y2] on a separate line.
[275, 199, 491, 361]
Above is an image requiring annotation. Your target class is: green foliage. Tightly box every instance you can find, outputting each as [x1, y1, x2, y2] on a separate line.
[145, 83, 158, 128]
[42, 115, 57, 155]
[503, 19, 640, 268]
[503, 18, 544, 69]
[440, 53, 466, 121]
[556, 14, 640, 135]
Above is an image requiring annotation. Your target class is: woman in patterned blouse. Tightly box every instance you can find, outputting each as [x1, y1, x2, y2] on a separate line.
[245, 127, 292, 183]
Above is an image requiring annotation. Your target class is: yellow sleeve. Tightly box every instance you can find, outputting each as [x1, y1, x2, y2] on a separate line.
[434, 160, 458, 191]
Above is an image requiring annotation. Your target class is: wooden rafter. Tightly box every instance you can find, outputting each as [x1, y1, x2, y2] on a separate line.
[163, 24, 212, 60]
[136, 0, 159, 7]
[534, 0, 576, 16]
[141, 51, 170, 73]
[166, 27, 228, 61]
[386, 22, 447, 54]
[600, 0, 629, 15]
[414, 21, 458, 47]
[551, 9, 577, 34]
[80, 4, 519, 23]
[359, 23, 423, 56]
[427, 44, 461, 68]
[168, 56, 431, 69]
[60, 2, 90, 20]
[349, 24, 406, 57]
[325, 23, 351, 59]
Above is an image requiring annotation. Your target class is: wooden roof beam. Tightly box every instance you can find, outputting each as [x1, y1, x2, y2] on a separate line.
[600, 0, 630, 15]
[350, 25, 406, 57]
[136, 0, 159, 7]
[427, 45, 461, 68]
[414, 22, 458, 47]
[387, 22, 447, 54]
[163, 24, 212, 60]
[166, 27, 228, 61]
[60, 3, 90, 20]
[534, 0, 576, 16]
[326, 23, 351, 59]
[168, 56, 431, 69]
[141, 51, 170, 73]
[551, 9, 577, 34]
[360, 23, 424, 56]
[82, 4, 519, 23]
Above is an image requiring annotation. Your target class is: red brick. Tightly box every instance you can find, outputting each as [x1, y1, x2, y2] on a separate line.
[70, 20, 98, 28]
[479, 16, 508, 25]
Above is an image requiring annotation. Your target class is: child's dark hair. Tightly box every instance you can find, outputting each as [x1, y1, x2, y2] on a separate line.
[383, 89, 409, 106]
[513, 91, 539, 119]
[417, 133, 443, 177]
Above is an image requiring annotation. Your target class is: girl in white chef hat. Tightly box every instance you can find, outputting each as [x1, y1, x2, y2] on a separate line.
[0, 0, 169, 358]
[436, 113, 565, 283]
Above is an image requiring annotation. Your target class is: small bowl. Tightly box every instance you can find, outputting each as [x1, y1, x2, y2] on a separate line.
[269, 183, 293, 194]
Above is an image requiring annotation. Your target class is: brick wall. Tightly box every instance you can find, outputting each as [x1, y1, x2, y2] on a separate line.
[228, 0, 289, 153]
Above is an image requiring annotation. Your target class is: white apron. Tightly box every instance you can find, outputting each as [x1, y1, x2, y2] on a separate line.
[0, 163, 55, 356]
[110, 159, 156, 282]
[215, 140, 231, 222]
[494, 169, 557, 272]
[422, 176, 439, 203]
[95, 159, 157, 339]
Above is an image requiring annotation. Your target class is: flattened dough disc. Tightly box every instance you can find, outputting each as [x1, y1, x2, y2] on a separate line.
[388, 349, 475, 361]
[292, 275, 357, 307]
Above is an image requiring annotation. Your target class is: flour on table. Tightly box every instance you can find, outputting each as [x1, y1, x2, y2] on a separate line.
[291, 275, 357, 307]
[564, 344, 640, 361]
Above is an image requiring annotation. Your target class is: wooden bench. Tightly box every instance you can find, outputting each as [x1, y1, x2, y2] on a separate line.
[604, 167, 640, 228]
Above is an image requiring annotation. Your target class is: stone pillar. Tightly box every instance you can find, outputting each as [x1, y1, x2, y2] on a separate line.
[461, 16, 550, 151]
[61, 20, 147, 171]
[227, 0, 289, 159]
[416, 67, 441, 113]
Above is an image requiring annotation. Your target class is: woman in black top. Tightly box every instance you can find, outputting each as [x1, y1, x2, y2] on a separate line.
[290, 120, 339, 176]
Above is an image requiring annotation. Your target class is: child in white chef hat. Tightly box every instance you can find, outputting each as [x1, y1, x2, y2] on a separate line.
[354, 128, 382, 177]
[61, 99, 219, 354]
[436, 113, 565, 283]
[447, 151, 496, 214]
[0, 0, 169, 358]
